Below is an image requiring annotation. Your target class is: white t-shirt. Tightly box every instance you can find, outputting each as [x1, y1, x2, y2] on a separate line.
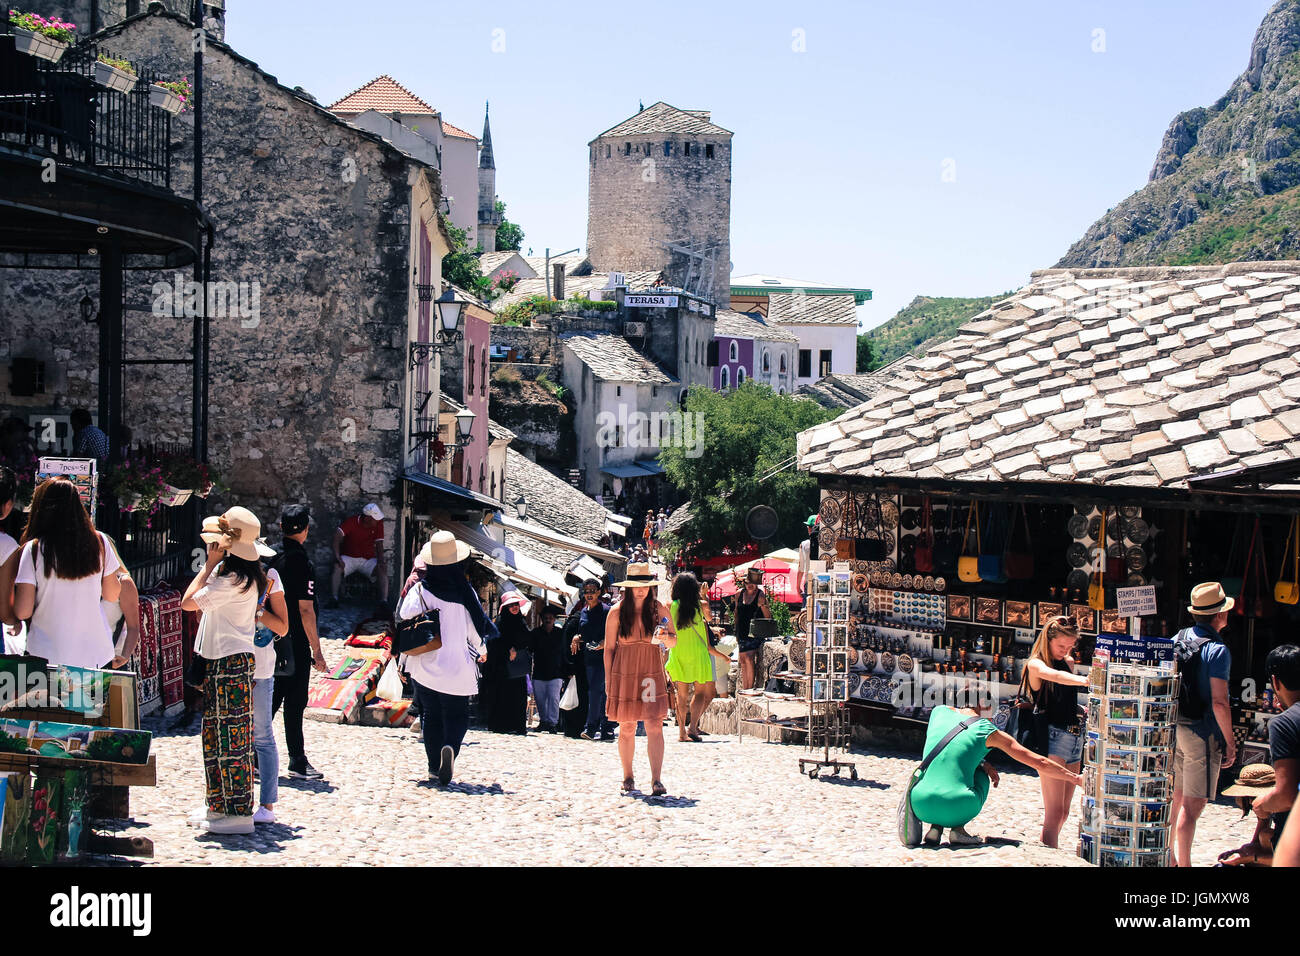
[193, 572, 259, 662]
[0, 531, 17, 566]
[251, 568, 285, 681]
[397, 583, 485, 697]
[15, 531, 119, 669]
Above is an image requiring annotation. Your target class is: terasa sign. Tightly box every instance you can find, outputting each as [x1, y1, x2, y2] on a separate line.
[625, 294, 679, 308]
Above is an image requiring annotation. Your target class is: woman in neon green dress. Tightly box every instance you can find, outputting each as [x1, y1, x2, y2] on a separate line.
[666, 573, 722, 742]
[908, 705, 1083, 847]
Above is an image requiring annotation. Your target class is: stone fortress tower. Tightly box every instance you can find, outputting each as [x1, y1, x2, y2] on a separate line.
[25, 1, 226, 40]
[477, 102, 500, 253]
[586, 101, 732, 308]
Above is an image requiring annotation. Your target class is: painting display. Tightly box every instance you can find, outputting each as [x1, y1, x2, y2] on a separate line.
[0, 718, 151, 765]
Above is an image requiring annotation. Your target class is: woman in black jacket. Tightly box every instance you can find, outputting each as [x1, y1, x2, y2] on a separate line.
[485, 590, 531, 734]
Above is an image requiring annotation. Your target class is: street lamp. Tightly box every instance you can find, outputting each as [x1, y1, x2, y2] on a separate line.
[435, 288, 465, 342]
[79, 293, 97, 324]
[514, 494, 528, 520]
[454, 406, 476, 444]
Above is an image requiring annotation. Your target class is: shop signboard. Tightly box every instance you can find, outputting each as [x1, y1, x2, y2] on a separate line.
[1115, 585, 1158, 618]
[626, 294, 678, 308]
[1094, 633, 1174, 664]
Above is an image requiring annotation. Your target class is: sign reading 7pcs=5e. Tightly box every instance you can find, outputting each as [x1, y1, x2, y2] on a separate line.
[625, 294, 679, 308]
[1115, 586, 1158, 618]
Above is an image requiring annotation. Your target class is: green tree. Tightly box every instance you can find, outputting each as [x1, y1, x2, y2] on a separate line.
[856, 334, 879, 373]
[659, 383, 839, 557]
[441, 218, 490, 297]
[495, 199, 524, 252]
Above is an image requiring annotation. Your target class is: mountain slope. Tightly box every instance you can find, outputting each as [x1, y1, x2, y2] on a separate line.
[865, 293, 1011, 366]
[1059, 0, 1300, 267]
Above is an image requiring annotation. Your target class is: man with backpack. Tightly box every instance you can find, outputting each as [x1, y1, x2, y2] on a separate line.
[1170, 582, 1237, 867]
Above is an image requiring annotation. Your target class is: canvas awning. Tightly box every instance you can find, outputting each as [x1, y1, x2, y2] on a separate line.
[604, 513, 632, 537]
[403, 470, 501, 511]
[600, 463, 651, 479]
[491, 512, 624, 562]
[566, 554, 608, 583]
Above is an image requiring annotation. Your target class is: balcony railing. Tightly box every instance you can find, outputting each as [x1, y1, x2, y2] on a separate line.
[1, 24, 174, 190]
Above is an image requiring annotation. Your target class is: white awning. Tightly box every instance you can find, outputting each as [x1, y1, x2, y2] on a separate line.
[604, 512, 632, 537]
[430, 517, 577, 601]
[567, 554, 607, 583]
[491, 512, 624, 563]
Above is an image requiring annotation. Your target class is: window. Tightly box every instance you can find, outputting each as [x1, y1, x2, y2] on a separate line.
[819, 349, 833, 378]
[624, 142, 631, 155]
[762, 349, 770, 374]
[616, 385, 622, 396]
[467, 349, 475, 397]
[728, 341, 738, 363]
[481, 347, 488, 395]
[479, 471, 485, 492]
[466, 465, 473, 489]
[605, 144, 611, 158]
[684, 142, 692, 156]
[798, 349, 812, 378]
[491, 472, 497, 498]
[720, 366, 729, 390]
[737, 367, 746, 385]
[652, 386, 658, 397]
[664, 142, 671, 156]
[706, 144, 714, 159]
[778, 387, 785, 395]
[706, 341, 719, 367]
[779, 353, 787, 374]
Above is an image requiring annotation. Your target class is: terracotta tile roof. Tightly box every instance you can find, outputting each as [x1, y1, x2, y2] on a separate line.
[769, 292, 859, 326]
[592, 101, 732, 141]
[441, 120, 477, 140]
[328, 75, 435, 115]
[797, 263, 1300, 490]
[561, 333, 677, 385]
[713, 308, 799, 343]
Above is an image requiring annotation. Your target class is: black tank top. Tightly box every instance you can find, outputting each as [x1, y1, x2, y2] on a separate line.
[1036, 658, 1081, 728]
[735, 589, 761, 642]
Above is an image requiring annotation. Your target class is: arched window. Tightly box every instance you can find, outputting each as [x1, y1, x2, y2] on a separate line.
[465, 465, 473, 489]
[491, 471, 497, 498]
[481, 347, 488, 395]
[728, 341, 738, 363]
[479, 470, 485, 492]
[778, 387, 785, 395]
[720, 366, 729, 390]
[779, 353, 787, 374]
[467, 349, 475, 395]
[737, 367, 746, 385]
[762, 349, 770, 374]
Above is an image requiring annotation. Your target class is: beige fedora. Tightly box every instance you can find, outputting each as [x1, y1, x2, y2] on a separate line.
[200, 507, 264, 562]
[613, 562, 666, 588]
[418, 530, 472, 567]
[1188, 581, 1234, 616]
[1221, 763, 1275, 797]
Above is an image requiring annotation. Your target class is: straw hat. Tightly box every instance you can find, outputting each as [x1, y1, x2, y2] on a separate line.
[200, 507, 264, 562]
[418, 530, 472, 567]
[1221, 763, 1275, 797]
[613, 562, 666, 588]
[1188, 581, 1234, 616]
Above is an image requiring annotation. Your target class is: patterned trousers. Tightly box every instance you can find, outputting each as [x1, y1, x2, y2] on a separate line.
[202, 653, 255, 816]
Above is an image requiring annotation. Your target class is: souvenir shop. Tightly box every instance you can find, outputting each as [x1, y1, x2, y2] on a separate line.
[789, 463, 1300, 765]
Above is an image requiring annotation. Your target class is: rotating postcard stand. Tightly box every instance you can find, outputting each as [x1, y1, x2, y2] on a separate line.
[1077, 652, 1179, 867]
[799, 562, 858, 781]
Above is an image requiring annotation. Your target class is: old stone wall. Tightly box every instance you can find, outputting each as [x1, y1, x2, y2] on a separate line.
[23, 1, 226, 40]
[587, 131, 731, 308]
[0, 13, 422, 580]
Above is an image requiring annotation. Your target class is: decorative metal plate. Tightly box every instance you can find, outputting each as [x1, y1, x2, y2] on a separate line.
[1068, 513, 1090, 539]
[1067, 568, 1091, 591]
[1126, 573, 1147, 587]
[818, 497, 842, 528]
[934, 576, 946, 593]
[1067, 542, 1091, 568]
[1120, 505, 1141, 520]
[852, 573, 869, 593]
[860, 648, 877, 672]
[819, 527, 836, 551]
[880, 500, 900, 530]
[1126, 547, 1146, 571]
[1127, 518, 1150, 544]
[900, 509, 919, 530]
[1088, 515, 1102, 540]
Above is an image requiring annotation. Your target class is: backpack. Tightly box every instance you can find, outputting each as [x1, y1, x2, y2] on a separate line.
[1173, 629, 1211, 722]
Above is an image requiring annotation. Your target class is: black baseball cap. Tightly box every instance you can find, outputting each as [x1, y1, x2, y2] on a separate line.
[280, 504, 310, 534]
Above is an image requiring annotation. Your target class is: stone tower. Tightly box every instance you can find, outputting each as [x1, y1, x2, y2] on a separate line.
[586, 101, 732, 307]
[477, 102, 500, 253]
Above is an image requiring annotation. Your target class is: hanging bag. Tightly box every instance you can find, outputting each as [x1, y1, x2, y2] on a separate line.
[1276, 516, 1300, 606]
[1221, 518, 1246, 601]
[898, 715, 982, 846]
[914, 497, 935, 574]
[978, 504, 1007, 584]
[835, 492, 858, 561]
[1004, 504, 1034, 580]
[932, 501, 959, 575]
[559, 676, 581, 711]
[854, 491, 888, 561]
[396, 586, 443, 656]
[1088, 510, 1106, 611]
[958, 503, 982, 584]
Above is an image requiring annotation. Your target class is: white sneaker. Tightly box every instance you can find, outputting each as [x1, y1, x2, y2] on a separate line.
[187, 807, 223, 828]
[252, 806, 276, 825]
[206, 814, 255, 835]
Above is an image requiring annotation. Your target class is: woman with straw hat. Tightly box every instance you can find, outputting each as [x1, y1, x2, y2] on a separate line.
[605, 562, 677, 795]
[398, 531, 500, 785]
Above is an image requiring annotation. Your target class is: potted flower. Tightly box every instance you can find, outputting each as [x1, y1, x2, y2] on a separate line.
[102, 460, 165, 514]
[149, 76, 191, 115]
[159, 451, 217, 499]
[94, 53, 137, 94]
[7, 9, 76, 62]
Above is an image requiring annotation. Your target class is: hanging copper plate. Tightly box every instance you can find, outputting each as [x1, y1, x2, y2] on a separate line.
[902, 574, 914, 589]
[1106, 516, 1122, 542]
[1126, 547, 1146, 571]
[900, 509, 919, 530]
[852, 573, 868, 593]
[934, 576, 946, 593]
[891, 572, 904, 588]
[881, 651, 896, 673]
[818, 527, 836, 552]
[1120, 505, 1141, 520]
[818, 496, 842, 528]
[880, 500, 900, 530]
[1127, 518, 1150, 544]
[1088, 516, 1102, 540]
[1107, 543, 1123, 560]
[1067, 513, 1090, 539]
[860, 648, 876, 672]
[1126, 573, 1147, 587]
[789, 636, 807, 670]
[1067, 542, 1090, 568]
[898, 653, 915, 674]
[1067, 568, 1091, 591]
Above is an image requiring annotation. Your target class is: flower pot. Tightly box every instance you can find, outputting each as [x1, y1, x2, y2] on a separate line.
[10, 26, 69, 63]
[158, 483, 192, 507]
[149, 83, 185, 115]
[94, 61, 137, 94]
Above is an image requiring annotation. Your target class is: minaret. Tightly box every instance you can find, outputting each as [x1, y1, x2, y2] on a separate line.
[477, 101, 499, 253]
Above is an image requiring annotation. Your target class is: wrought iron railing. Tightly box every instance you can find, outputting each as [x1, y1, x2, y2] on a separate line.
[0, 23, 173, 189]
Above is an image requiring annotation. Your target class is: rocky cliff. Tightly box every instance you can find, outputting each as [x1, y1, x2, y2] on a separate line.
[1059, 0, 1300, 267]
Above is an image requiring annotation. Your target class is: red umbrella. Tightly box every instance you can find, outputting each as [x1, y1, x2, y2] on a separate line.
[709, 565, 800, 603]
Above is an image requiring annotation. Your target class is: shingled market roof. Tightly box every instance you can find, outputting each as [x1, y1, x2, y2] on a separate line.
[797, 263, 1300, 490]
[768, 292, 859, 326]
[592, 101, 732, 141]
[561, 333, 677, 385]
[329, 75, 436, 115]
[505, 449, 609, 544]
[713, 308, 800, 343]
[795, 368, 899, 410]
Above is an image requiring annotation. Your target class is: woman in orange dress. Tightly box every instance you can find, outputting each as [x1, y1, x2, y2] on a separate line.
[605, 563, 677, 796]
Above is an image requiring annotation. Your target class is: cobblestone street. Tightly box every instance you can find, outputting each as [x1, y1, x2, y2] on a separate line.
[106, 609, 1249, 867]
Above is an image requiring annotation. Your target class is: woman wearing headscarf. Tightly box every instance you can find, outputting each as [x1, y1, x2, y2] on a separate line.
[398, 531, 500, 785]
[485, 590, 531, 734]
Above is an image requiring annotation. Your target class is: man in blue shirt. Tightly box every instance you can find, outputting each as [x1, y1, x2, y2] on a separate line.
[564, 581, 615, 740]
[1171, 582, 1237, 867]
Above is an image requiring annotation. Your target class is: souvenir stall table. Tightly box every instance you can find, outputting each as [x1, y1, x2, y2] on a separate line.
[0, 657, 156, 863]
[304, 618, 408, 727]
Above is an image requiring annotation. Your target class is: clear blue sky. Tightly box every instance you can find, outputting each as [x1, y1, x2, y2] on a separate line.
[228, 0, 1276, 329]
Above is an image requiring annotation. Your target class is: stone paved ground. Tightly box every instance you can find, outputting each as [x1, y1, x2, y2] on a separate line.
[101, 606, 1249, 867]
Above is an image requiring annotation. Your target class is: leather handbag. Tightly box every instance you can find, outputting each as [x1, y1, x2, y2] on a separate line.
[1010, 670, 1050, 755]
[958, 503, 982, 584]
[913, 498, 935, 574]
[1221, 517, 1246, 600]
[834, 492, 858, 561]
[932, 502, 959, 576]
[1088, 510, 1106, 611]
[898, 715, 982, 846]
[1237, 518, 1273, 619]
[978, 504, 1007, 584]
[1003, 504, 1034, 580]
[854, 491, 888, 561]
[1277, 516, 1300, 606]
[396, 587, 443, 656]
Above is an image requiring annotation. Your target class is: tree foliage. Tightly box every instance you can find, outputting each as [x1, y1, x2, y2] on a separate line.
[495, 199, 524, 252]
[441, 218, 490, 297]
[856, 335, 879, 373]
[659, 384, 839, 557]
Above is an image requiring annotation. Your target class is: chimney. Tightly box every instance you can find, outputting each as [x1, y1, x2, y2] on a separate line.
[553, 263, 566, 302]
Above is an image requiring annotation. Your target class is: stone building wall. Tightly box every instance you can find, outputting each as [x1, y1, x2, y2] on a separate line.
[586, 131, 732, 308]
[1, 10, 427, 579]
[23, 0, 226, 40]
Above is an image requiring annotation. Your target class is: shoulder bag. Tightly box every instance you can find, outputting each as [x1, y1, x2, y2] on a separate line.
[932, 501, 959, 576]
[1276, 516, 1300, 606]
[978, 504, 1007, 584]
[1003, 504, 1034, 580]
[1010, 667, 1050, 755]
[958, 502, 982, 584]
[396, 586, 443, 657]
[913, 497, 935, 574]
[898, 715, 982, 846]
[834, 492, 858, 561]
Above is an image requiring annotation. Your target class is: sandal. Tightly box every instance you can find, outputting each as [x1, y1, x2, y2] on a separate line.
[651, 781, 667, 797]
[621, 778, 635, 793]
[688, 731, 703, 742]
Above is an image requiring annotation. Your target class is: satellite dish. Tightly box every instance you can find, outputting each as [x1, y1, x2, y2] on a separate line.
[746, 505, 779, 541]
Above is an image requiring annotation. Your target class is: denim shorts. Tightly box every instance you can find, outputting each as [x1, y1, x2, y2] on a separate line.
[1047, 724, 1084, 765]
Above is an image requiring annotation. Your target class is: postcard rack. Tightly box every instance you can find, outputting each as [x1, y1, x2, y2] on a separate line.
[799, 562, 857, 779]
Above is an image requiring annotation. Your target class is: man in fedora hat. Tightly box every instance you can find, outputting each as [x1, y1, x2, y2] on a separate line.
[1170, 581, 1236, 867]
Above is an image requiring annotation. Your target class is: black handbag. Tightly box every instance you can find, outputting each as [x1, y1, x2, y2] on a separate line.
[396, 587, 442, 656]
[506, 647, 532, 679]
[1011, 669, 1049, 755]
[932, 502, 959, 576]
